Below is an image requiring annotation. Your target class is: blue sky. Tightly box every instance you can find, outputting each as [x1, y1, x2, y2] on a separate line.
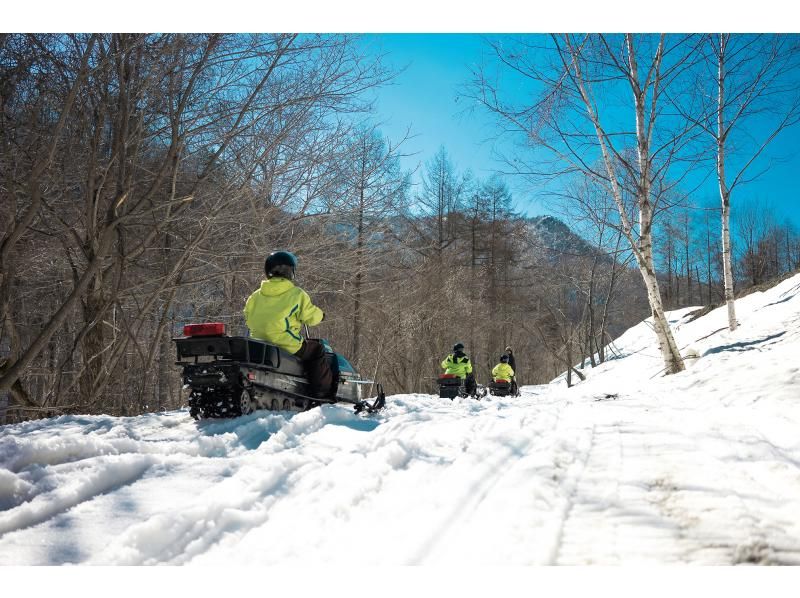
[361, 33, 800, 229]
[361, 34, 538, 212]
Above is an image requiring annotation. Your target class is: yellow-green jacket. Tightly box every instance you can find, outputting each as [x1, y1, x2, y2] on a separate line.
[491, 362, 514, 381]
[441, 353, 473, 378]
[243, 278, 324, 354]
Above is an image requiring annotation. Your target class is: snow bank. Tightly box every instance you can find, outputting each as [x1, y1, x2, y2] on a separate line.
[1, 274, 799, 567]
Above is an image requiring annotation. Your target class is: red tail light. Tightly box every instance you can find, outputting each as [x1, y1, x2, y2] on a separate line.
[495, 379, 509, 383]
[183, 322, 225, 337]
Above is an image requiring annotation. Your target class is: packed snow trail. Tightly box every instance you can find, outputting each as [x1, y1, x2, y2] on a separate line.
[1, 274, 800, 565]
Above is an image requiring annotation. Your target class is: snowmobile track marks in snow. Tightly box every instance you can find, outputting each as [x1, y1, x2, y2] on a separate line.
[0, 455, 154, 539]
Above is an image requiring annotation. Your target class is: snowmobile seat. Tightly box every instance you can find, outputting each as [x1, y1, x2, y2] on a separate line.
[174, 334, 306, 376]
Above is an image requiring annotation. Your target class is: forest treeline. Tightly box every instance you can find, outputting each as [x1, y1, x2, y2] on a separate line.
[2, 33, 799, 422]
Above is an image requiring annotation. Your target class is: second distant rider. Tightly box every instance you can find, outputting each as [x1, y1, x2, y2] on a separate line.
[491, 353, 515, 383]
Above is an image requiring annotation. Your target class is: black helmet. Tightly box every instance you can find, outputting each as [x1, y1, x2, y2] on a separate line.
[500, 354, 510, 363]
[452, 342, 465, 353]
[265, 251, 297, 279]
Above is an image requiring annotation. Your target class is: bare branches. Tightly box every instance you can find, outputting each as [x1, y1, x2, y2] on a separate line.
[468, 34, 694, 375]
[0, 33, 394, 414]
[704, 34, 800, 330]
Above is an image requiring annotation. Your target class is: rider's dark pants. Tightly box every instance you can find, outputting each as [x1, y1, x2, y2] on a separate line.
[294, 339, 335, 398]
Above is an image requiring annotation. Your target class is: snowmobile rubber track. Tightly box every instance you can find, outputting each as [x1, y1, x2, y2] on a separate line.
[188, 378, 385, 420]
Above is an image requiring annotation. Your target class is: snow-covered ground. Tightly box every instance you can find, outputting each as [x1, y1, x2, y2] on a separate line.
[2, 274, 800, 570]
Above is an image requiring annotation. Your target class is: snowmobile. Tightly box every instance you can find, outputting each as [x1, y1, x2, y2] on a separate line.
[173, 322, 385, 419]
[437, 374, 488, 400]
[488, 378, 520, 397]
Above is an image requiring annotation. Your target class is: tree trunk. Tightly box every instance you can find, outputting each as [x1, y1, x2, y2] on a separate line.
[685, 214, 692, 306]
[157, 320, 172, 411]
[706, 212, 714, 305]
[597, 231, 624, 364]
[716, 34, 738, 331]
[628, 33, 685, 375]
[351, 188, 365, 367]
[720, 196, 738, 330]
[587, 251, 598, 367]
[469, 207, 478, 356]
[80, 282, 107, 409]
[639, 235, 685, 374]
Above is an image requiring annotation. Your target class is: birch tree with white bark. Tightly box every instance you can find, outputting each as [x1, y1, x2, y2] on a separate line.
[470, 33, 705, 375]
[699, 34, 800, 331]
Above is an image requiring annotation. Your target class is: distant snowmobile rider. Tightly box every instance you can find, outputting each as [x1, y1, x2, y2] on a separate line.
[504, 346, 516, 373]
[441, 342, 477, 395]
[503, 347, 519, 395]
[492, 354, 515, 382]
[244, 251, 334, 399]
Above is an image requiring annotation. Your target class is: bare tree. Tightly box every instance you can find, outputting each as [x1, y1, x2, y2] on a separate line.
[693, 34, 800, 330]
[0, 33, 392, 419]
[470, 34, 705, 375]
[410, 146, 470, 257]
[734, 197, 799, 287]
[327, 126, 410, 367]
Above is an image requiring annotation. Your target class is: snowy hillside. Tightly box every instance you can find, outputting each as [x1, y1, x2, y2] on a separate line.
[1, 274, 799, 567]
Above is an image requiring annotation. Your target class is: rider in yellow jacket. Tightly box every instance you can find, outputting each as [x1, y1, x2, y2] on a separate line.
[244, 275, 323, 354]
[441, 343, 473, 378]
[441, 342, 477, 395]
[491, 354, 515, 381]
[243, 251, 332, 398]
